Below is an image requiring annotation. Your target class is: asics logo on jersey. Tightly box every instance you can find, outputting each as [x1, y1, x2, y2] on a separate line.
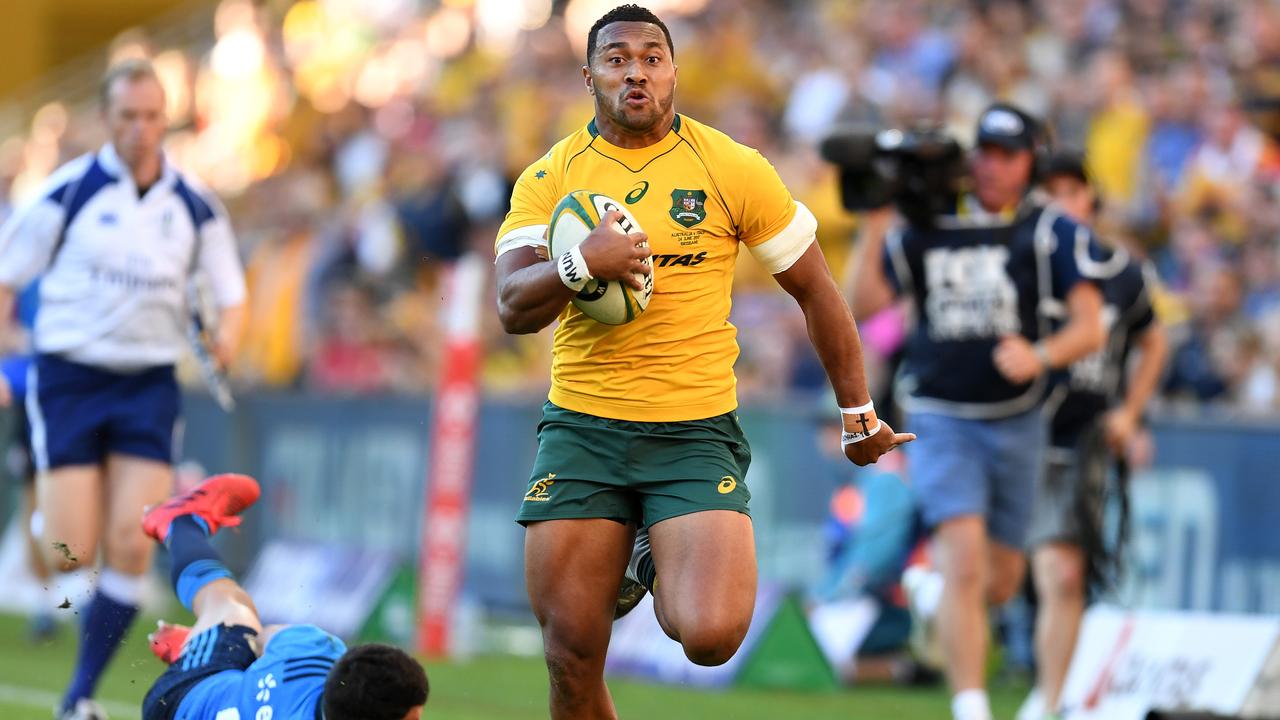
[717, 476, 737, 494]
[650, 251, 707, 268]
[99, 212, 118, 225]
[598, 200, 638, 235]
[625, 181, 649, 204]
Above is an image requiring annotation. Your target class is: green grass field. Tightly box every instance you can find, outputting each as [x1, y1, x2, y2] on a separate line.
[0, 613, 1026, 719]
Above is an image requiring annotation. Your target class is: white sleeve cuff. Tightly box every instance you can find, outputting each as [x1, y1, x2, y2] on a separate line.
[495, 225, 549, 261]
[747, 202, 817, 274]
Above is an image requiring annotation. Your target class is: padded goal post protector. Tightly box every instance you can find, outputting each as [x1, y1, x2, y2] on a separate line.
[606, 583, 838, 692]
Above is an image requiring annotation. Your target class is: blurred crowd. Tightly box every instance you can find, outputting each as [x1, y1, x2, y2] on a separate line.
[1, 0, 1279, 412]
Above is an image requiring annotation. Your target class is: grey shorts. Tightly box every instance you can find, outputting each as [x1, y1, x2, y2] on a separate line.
[1026, 435, 1110, 549]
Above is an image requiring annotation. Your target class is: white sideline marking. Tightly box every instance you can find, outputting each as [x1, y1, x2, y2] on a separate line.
[0, 683, 139, 717]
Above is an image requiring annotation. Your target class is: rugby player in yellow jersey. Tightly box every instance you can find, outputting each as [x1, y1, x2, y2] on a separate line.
[494, 6, 914, 718]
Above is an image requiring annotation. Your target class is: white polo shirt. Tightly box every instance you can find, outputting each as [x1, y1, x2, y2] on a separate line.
[0, 144, 246, 371]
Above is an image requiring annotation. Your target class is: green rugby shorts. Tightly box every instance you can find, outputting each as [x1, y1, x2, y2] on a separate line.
[515, 402, 752, 527]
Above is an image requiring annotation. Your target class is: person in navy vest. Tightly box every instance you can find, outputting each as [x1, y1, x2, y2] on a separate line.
[849, 104, 1108, 720]
[0, 59, 246, 720]
[1019, 152, 1168, 720]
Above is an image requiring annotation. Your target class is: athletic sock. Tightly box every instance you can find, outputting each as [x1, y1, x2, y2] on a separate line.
[166, 515, 233, 611]
[61, 569, 141, 712]
[952, 688, 994, 720]
[635, 549, 657, 592]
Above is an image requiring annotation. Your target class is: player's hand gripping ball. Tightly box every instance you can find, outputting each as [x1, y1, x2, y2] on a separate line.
[549, 190, 654, 324]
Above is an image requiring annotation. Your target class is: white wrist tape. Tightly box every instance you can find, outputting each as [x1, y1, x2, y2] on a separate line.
[557, 245, 592, 292]
[839, 401, 881, 446]
[839, 401, 875, 416]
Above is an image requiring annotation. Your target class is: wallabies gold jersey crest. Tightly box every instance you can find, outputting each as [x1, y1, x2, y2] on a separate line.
[670, 189, 708, 228]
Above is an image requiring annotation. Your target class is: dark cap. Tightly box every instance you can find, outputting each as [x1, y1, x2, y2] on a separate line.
[1044, 150, 1090, 185]
[975, 103, 1038, 152]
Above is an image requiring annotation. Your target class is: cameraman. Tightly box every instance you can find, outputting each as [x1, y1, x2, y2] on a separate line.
[848, 104, 1107, 720]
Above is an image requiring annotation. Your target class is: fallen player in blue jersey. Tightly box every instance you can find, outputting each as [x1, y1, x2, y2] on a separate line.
[139, 473, 428, 720]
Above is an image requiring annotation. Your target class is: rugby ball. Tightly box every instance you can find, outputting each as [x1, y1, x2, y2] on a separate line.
[547, 190, 654, 325]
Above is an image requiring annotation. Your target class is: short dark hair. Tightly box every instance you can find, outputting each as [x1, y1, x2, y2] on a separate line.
[100, 58, 162, 109]
[586, 4, 675, 66]
[323, 644, 429, 720]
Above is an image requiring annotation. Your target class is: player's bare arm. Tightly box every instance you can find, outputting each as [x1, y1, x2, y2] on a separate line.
[994, 281, 1105, 384]
[1105, 320, 1168, 453]
[497, 211, 651, 334]
[847, 206, 898, 321]
[773, 242, 915, 466]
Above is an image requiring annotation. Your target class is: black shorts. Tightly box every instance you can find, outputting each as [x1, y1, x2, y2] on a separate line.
[143, 624, 258, 720]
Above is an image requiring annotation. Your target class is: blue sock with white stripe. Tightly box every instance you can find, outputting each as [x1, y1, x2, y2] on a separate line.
[166, 515, 233, 611]
[62, 570, 140, 712]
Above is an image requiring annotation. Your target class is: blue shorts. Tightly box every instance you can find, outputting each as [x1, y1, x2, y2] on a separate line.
[143, 624, 259, 720]
[26, 354, 180, 472]
[904, 408, 1045, 547]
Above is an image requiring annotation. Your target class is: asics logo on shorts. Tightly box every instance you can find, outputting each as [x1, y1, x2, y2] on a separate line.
[526, 474, 556, 502]
[717, 476, 737, 494]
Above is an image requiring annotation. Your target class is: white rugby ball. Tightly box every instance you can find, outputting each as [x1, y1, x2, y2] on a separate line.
[547, 190, 654, 325]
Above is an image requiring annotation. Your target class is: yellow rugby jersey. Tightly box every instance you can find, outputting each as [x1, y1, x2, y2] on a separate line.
[495, 114, 816, 422]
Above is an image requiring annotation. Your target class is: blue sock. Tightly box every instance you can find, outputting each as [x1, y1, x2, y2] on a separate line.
[62, 576, 139, 712]
[167, 515, 233, 610]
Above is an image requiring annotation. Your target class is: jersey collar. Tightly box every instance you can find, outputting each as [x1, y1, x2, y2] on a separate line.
[98, 143, 178, 196]
[587, 114, 683, 137]
[586, 115, 684, 168]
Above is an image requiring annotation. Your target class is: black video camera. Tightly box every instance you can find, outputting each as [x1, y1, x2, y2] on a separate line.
[819, 126, 968, 228]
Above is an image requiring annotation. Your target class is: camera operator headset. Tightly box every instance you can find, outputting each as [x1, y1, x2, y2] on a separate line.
[843, 103, 1109, 720]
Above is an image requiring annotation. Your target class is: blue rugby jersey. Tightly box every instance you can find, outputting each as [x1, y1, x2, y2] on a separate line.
[176, 625, 345, 720]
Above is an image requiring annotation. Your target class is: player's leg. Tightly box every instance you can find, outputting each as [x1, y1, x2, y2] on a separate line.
[525, 518, 633, 720]
[140, 474, 263, 720]
[144, 472, 264, 638]
[643, 510, 756, 665]
[517, 403, 646, 718]
[987, 540, 1027, 606]
[61, 364, 185, 712]
[12, 401, 59, 639]
[22, 480, 60, 640]
[27, 355, 110, 574]
[905, 411, 999, 720]
[981, 407, 1044, 719]
[35, 466, 104, 572]
[933, 516, 992, 703]
[55, 455, 173, 713]
[621, 410, 756, 665]
[1032, 542, 1085, 713]
[1021, 446, 1086, 717]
